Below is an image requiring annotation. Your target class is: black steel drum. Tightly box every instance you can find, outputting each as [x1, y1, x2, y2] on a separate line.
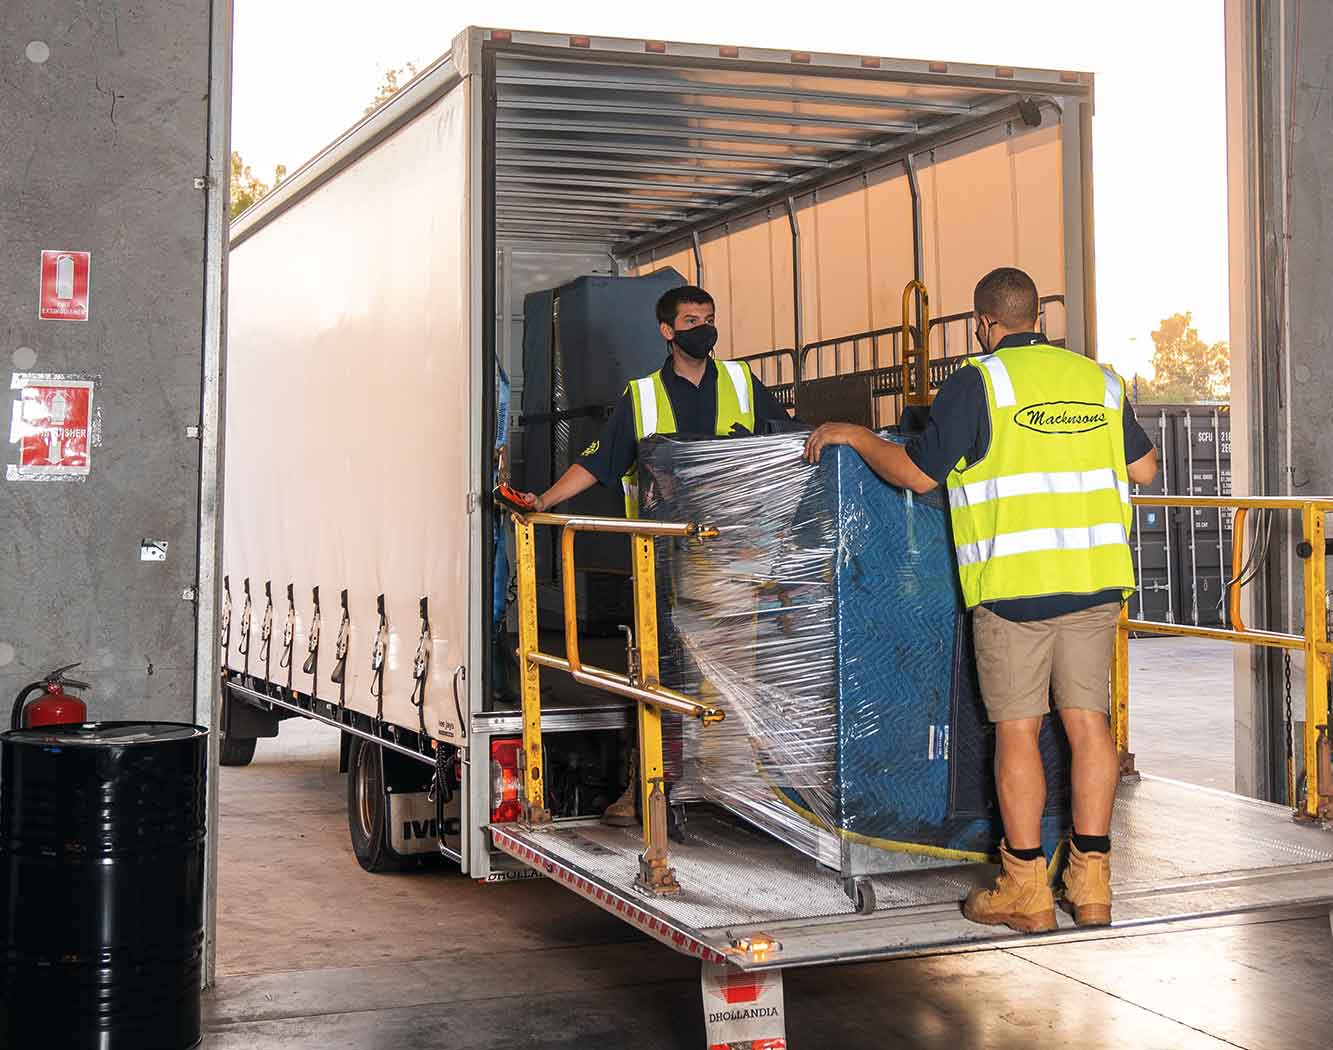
[0, 721, 207, 1049]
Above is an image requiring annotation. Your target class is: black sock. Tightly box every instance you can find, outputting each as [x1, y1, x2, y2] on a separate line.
[1007, 844, 1044, 861]
[1072, 831, 1111, 854]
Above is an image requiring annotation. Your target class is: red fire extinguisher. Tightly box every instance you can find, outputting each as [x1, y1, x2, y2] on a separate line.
[10, 663, 89, 730]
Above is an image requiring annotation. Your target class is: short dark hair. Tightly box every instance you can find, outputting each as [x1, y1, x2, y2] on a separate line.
[973, 267, 1039, 329]
[656, 285, 715, 327]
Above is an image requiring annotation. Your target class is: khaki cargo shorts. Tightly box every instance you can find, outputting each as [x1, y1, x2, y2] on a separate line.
[971, 602, 1121, 722]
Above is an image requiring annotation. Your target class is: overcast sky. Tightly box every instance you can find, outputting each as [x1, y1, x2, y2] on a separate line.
[231, 0, 1229, 379]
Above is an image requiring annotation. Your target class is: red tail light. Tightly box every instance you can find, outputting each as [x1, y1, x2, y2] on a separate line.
[490, 737, 522, 823]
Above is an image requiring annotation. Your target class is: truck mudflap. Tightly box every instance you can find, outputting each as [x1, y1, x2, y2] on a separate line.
[491, 776, 1333, 971]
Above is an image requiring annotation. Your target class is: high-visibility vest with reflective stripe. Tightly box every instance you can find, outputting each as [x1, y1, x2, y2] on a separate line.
[946, 343, 1136, 609]
[622, 358, 756, 516]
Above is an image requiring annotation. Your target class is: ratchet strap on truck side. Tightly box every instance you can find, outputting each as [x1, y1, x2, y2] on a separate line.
[517, 404, 611, 427]
[239, 578, 253, 677]
[369, 594, 388, 723]
[330, 589, 350, 711]
[220, 576, 232, 652]
[452, 664, 467, 740]
[280, 582, 296, 693]
[303, 586, 321, 681]
[409, 596, 430, 749]
[259, 581, 274, 682]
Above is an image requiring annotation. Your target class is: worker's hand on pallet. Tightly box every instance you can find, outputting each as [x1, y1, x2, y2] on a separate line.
[802, 422, 868, 463]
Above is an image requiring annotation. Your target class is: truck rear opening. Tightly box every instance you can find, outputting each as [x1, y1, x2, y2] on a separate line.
[222, 26, 1333, 995]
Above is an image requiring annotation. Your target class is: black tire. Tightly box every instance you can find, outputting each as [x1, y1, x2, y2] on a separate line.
[346, 737, 405, 873]
[219, 734, 257, 767]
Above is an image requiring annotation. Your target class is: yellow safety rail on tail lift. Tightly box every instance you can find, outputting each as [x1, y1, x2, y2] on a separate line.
[901, 279, 931, 407]
[1112, 495, 1333, 820]
[510, 510, 724, 891]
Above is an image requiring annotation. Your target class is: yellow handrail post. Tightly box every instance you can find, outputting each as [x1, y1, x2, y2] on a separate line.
[900, 279, 931, 408]
[631, 530, 681, 895]
[1300, 505, 1328, 820]
[1229, 507, 1249, 631]
[513, 515, 550, 824]
[631, 531, 665, 849]
[1111, 603, 1133, 775]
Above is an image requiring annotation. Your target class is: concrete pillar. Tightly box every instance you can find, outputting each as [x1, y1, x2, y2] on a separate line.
[1225, 0, 1333, 801]
[0, 0, 229, 978]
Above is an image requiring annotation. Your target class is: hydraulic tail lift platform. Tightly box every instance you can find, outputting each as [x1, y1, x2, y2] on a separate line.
[494, 497, 1333, 1042]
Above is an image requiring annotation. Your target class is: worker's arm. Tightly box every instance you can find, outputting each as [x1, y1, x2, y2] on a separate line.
[528, 463, 598, 512]
[804, 368, 981, 494]
[523, 390, 637, 511]
[1127, 447, 1158, 486]
[803, 423, 938, 494]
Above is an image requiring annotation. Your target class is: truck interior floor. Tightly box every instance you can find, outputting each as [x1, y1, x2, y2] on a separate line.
[206, 640, 1333, 1049]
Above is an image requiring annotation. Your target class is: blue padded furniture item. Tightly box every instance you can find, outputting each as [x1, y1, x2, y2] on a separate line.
[640, 432, 1072, 877]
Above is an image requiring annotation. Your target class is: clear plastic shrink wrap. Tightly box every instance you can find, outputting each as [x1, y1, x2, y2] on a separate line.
[639, 432, 1072, 878]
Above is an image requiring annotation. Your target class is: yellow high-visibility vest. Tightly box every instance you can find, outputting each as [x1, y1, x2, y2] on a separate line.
[622, 359, 756, 517]
[946, 344, 1136, 609]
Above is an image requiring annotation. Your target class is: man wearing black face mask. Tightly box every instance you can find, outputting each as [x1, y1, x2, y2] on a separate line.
[522, 285, 792, 829]
[525, 284, 792, 515]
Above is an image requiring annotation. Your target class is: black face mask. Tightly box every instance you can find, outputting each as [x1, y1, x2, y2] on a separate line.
[672, 323, 718, 360]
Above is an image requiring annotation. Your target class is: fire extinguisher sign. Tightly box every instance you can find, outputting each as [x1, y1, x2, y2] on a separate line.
[38, 250, 91, 322]
[13, 380, 94, 478]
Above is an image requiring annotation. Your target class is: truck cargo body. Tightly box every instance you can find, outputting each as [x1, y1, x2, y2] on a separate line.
[223, 27, 1333, 967]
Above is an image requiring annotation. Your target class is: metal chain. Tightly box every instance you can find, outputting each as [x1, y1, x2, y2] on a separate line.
[1283, 650, 1295, 804]
[1284, 650, 1293, 730]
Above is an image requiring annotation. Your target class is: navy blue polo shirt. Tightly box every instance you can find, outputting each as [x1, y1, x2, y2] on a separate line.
[904, 333, 1155, 622]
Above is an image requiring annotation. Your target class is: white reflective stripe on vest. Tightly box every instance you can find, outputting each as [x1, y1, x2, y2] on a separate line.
[719, 359, 750, 415]
[948, 467, 1132, 510]
[978, 355, 1016, 407]
[955, 521, 1129, 566]
[1101, 366, 1122, 409]
[634, 376, 658, 437]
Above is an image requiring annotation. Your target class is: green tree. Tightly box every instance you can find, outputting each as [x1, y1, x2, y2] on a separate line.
[365, 63, 419, 114]
[1135, 312, 1230, 403]
[229, 151, 286, 219]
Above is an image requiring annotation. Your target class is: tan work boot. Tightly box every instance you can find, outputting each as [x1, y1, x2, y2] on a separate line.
[1061, 843, 1112, 926]
[601, 749, 637, 827]
[962, 841, 1057, 933]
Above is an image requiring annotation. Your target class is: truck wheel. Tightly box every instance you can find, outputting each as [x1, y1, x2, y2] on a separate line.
[347, 737, 404, 873]
[219, 734, 257, 767]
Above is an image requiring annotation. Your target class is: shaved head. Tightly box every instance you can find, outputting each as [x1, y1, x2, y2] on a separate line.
[974, 267, 1039, 329]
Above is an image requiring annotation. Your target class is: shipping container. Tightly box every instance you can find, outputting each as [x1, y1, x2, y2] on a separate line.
[1129, 403, 1232, 626]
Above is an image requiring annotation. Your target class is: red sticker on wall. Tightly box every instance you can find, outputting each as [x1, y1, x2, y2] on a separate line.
[39, 250, 91, 322]
[16, 381, 93, 476]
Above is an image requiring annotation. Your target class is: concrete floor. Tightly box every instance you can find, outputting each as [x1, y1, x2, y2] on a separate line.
[1126, 637, 1235, 791]
[205, 640, 1332, 1049]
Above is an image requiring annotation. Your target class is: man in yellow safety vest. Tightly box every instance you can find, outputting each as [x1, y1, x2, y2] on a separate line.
[524, 284, 793, 826]
[803, 267, 1158, 933]
[525, 284, 791, 515]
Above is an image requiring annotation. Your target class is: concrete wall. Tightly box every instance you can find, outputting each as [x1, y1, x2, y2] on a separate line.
[1225, 0, 1333, 801]
[1, 3, 220, 724]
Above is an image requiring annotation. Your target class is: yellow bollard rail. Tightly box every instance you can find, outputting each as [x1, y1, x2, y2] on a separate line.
[1113, 495, 1333, 820]
[900, 279, 931, 408]
[510, 509, 724, 870]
